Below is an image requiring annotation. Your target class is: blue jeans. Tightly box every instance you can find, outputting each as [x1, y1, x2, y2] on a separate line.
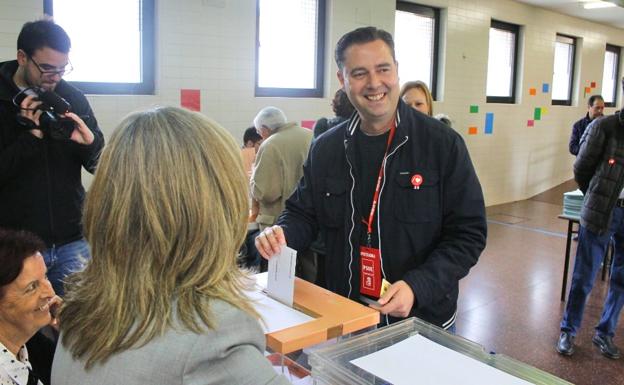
[42, 238, 91, 297]
[560, 207, 624, 337]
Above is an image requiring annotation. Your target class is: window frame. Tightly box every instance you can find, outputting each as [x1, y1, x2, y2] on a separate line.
[254, 0, 325, 98]
[395, 1, 440, 100]
[486, 20, 520, 104]
[43, 0, 155, 95]
[603, 44, 621, 108]
[551, 33, 576, 106]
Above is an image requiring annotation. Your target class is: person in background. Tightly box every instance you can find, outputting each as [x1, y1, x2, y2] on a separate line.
[569, 94, 604, 156]
[243, 126, 263, 151]
[313, 88, 355, 138]
[400, 80, 433, 116]
[0, 228, 61, 385]
[0, 20, 104, 297]
[247, 107, 313, 277]
[255, 27, 486, 331]
[241, 126, 263, 178]
[51, 107, 289, 385]
[556, 79, 624, 360]
[434, 113, 453, 128]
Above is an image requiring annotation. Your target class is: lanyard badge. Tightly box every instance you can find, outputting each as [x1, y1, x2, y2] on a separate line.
[360, 245, 381, 297]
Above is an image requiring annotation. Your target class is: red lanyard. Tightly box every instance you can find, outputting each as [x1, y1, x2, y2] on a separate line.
[362, 121, 396, 246]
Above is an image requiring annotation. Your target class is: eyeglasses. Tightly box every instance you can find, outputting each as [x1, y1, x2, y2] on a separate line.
[28, 55, 73, 77]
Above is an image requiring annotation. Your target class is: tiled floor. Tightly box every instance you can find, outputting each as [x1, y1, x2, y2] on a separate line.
[456, 180, 624, 384]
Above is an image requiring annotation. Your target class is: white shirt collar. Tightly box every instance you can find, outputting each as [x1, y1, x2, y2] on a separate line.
[0, 341, 33, 385]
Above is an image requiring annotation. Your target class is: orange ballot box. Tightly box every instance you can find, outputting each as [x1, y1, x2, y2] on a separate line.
[262, 277, 380, 354]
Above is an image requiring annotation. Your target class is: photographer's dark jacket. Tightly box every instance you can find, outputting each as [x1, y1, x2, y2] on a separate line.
[278, 100, 487, 328]
[574, 109, 624, 235]
[0, 60, 104, 247]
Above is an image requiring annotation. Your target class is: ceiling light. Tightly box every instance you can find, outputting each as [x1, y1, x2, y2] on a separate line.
[583, 1, 617, 9]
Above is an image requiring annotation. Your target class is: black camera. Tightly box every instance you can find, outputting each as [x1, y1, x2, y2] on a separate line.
[36, 89, 75, 140]
[15, 88, 75, 140]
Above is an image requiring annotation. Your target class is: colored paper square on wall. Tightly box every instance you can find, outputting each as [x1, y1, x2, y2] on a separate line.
[470, 105, 479, 113]
[584, 87, 591, 94]
[591, 81, 596, 88]
[542, 83, 549, 93]
[484, 113, 494, 134]
[529, 88, 536, 96]
[527, 120, 534, 127]
[468, 126, 477, 135]
[181, 89, 200, 111]
[534, 107, 541, 120]
[301, 120, 315, 129]
[541, 107, 548, 115]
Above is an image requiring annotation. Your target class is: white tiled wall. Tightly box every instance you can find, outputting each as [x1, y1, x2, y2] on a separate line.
[1, 0, 623, 205]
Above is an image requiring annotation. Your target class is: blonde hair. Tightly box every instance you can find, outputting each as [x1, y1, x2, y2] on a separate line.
[59, 106, 256, 367]
[400, 80, 434, 116]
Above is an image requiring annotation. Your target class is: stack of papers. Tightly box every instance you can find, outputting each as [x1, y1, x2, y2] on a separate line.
[563, 189, 583, 218]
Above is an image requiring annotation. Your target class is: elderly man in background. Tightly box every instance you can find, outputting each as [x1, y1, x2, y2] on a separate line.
[247, 107, 312, 275]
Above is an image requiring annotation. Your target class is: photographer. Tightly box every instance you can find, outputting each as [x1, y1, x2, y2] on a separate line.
[0, 20, 104, 297]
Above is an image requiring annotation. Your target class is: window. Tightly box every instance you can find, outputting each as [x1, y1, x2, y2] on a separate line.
[255, 0, 325, 97]
[602, 44, 621, 107]
[486, 20, 519, 103]
[394, 2, 440, 99]
[552, 34, 576, 106]
[44, 0, 154, 95]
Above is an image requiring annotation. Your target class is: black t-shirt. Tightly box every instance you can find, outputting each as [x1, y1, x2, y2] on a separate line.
[354, 128, 390, 248]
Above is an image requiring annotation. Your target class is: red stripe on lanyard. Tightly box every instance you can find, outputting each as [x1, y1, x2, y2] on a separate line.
[362, 120, 396, 246]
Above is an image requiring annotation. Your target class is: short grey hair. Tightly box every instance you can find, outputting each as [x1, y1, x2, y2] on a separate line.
[253, 107, 287, 131]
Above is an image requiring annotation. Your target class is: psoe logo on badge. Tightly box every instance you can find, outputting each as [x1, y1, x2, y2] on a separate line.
[411, 174, 423, 189]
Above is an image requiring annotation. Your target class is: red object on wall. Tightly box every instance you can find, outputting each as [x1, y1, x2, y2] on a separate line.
[301, 120, 315, 129]
[181, 89, 201, 111]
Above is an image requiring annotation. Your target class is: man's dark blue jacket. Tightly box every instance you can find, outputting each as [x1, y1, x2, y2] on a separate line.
[278, 100, 487, 328]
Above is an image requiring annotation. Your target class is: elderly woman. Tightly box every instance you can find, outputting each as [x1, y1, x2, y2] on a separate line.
[400, 80, 434, 116]
[51, 107, 289, 385]
[0, 228, 60, 385]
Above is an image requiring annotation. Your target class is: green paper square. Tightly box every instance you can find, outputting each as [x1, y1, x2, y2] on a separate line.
[534, 107, 541, 120]
[470, 105, 479, 113]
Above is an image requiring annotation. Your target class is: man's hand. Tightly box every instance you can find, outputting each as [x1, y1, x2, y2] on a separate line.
[254, 225, 286, 259]
[64, 112, 94, 145]
[371, 280, 415, 318]
[19, 95, 43, 136]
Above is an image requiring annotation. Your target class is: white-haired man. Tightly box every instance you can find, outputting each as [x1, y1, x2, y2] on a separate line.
[245, 107, 312, 273]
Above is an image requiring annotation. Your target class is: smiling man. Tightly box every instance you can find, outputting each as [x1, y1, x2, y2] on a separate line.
[0, 20, 104, 297]
[255, 27, 486, 331]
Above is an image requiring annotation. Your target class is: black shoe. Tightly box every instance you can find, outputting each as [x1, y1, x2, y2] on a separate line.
[556, 332, 575, 356]
[592, 334, 621, 359]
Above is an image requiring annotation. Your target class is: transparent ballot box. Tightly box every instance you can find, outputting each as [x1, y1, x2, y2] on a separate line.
[308, 317, 571, 385]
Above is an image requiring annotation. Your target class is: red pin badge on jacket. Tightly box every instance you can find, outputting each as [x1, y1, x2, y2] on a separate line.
[411, 174, 423, 190]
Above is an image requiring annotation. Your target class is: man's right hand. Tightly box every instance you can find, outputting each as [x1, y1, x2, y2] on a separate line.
[19, 94, 44, 138]
[254, 225, 287, 259]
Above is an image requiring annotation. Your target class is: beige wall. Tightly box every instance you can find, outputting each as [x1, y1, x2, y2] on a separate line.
[1, 0, 623, 205]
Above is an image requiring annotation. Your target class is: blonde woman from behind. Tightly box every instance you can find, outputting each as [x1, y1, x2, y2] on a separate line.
[51, 107, 289, 385]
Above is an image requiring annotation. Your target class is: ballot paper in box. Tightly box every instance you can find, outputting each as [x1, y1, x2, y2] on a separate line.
[308, 317, 571, 385]
[563, 189, 583, 218]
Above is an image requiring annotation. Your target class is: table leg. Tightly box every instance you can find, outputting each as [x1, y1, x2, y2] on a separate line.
[561, 220, 573, 302]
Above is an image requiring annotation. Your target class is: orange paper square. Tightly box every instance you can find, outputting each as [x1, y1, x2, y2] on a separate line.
[529, 88, 536, 96]
[468, 126, 477, 135]
[584, 87, 591, 94]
